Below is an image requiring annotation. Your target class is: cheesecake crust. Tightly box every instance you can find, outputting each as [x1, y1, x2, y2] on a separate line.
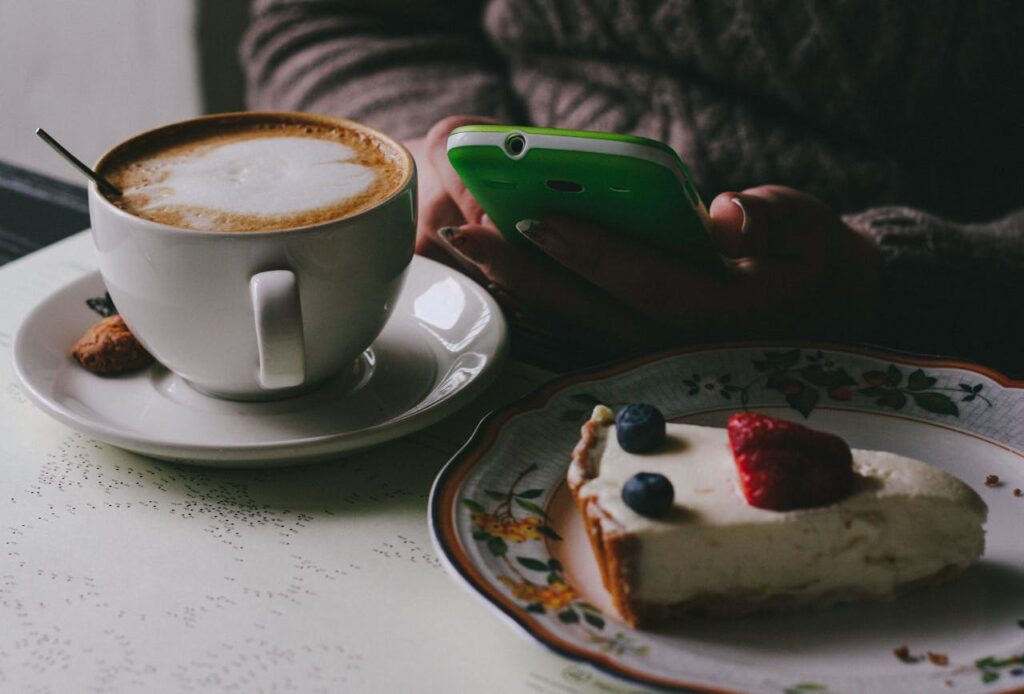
[569, 408, 646, 626]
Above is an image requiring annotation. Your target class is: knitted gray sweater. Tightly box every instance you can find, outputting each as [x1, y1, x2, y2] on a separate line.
[242, 0, 1024, 373]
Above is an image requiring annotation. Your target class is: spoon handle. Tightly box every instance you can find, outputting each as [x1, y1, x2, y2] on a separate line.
[35, 128, 123, 197]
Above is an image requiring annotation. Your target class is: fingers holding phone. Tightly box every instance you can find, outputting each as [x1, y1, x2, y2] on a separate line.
[436, 222, 677, 355]
[432, 123, 882, 354]
[405, 115, 502, 284]
[424, 116, 494, 226]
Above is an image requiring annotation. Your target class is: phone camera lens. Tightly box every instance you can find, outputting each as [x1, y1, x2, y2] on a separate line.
[505, 134, 526, 157]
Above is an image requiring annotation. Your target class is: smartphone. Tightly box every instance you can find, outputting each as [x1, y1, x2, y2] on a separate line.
[446, 125, 720, 268]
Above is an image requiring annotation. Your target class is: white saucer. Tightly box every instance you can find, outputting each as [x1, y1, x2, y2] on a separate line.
[13, 256, 507, 466]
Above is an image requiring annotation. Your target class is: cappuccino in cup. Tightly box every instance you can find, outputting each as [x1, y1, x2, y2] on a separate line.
[97, 112, 409, 232]
[89, 112, 416, 400]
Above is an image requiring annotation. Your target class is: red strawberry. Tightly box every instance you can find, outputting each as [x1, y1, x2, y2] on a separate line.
[727, 412, 854, 510]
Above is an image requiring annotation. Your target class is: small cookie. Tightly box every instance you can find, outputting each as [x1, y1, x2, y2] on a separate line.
[71, 315, 154, 374]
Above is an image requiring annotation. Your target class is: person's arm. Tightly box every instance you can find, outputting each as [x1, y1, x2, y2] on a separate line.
[241, 0, 520, 140]
[845, 207, 1024, 374]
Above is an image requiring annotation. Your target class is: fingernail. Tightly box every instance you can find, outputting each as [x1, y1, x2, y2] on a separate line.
[437, 226, 465, 248]
[481, 213, 493, 228]
[731, 196, 749, 233]
[516, 219, 559, 251]
[515, 218, 540, 236]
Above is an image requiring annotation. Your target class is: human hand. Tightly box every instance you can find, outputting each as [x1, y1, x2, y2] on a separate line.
[403, 115, 495, 270]
[408, 116, 688, 355]
[434, 184, 883, 355]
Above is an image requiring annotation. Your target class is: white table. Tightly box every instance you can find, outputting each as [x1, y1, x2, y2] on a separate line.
[0, 232, 652, 693]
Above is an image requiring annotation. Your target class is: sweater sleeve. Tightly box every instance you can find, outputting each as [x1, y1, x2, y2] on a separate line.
[844, 207, 1024, 377]
[240, 0, 521, 140]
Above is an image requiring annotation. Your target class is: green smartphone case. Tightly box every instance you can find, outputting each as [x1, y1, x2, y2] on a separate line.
[446, 125, 720, 268]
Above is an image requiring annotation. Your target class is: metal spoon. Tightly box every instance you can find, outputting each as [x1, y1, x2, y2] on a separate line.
[35, 128, 122, 197]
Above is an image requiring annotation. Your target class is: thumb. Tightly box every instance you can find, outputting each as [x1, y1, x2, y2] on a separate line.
[711, 186, 832, 259]
[708, 193, 747, 257]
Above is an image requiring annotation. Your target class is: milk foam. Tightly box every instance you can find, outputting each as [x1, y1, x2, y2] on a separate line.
[128, 137, 377, 219]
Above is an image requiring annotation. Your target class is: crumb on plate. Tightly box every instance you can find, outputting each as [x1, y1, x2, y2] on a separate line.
[894, 645, 924, 664]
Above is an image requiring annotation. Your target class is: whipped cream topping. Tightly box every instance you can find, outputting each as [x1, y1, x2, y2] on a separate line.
[576, 406, 987, 604]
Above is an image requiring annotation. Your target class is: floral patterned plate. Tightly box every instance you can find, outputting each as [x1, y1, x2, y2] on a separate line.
[429, 344, 1024, 693]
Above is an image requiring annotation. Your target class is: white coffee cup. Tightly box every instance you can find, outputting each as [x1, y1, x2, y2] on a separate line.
[87, 112, 416, 400]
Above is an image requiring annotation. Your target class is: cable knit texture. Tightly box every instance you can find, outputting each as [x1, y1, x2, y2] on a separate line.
[242, 0, 1024, 373]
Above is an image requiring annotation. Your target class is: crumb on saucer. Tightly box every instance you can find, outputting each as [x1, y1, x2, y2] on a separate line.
[71, 314, 154, 374]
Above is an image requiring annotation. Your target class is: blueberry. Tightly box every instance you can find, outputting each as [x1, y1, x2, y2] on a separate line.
[615, 403, 666, 453]
[622, 473, 674, 518]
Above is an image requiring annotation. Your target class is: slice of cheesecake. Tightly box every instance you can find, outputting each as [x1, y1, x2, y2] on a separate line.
[567, 405, 988, 628]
